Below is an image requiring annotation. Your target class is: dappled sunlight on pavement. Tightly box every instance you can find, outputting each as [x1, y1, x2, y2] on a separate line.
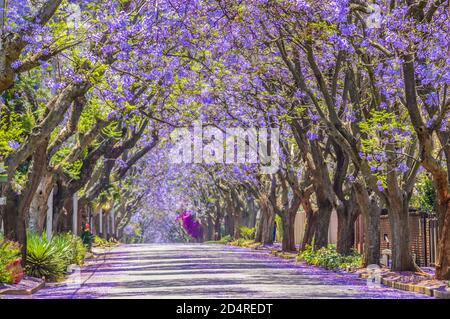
[2, 244, 432, 299]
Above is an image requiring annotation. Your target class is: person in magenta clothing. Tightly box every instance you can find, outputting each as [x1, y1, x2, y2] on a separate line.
[176, 210, 203, 242]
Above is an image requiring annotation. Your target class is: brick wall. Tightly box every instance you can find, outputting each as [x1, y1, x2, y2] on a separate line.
[379, 213, 429, 266]
[354, 211, 435, 267]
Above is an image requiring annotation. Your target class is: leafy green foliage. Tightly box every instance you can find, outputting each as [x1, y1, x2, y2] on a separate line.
[50, 146, 84, 180]
[0, 112, 25, 158]
[297, 245, 363, 270]
[52, 233, 87, 266]
[25, 232, 87, 282]
[415, 174, 436, 214]
[0, 241, 21, 284]
[93, 236, 118, 248]
[239, 226, 256, 240]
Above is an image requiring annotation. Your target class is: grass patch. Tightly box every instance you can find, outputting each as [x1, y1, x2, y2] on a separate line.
[205, 235, 234, 244]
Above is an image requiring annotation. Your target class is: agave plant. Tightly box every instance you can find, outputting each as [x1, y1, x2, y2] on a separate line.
[25, 232, 88, 282]
[25, 233, 66, 281]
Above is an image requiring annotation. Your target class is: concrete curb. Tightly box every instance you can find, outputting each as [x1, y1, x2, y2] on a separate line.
[0, 278, 45, 295]
[359, 272, 449, 298]
[228, 242, 449, 299]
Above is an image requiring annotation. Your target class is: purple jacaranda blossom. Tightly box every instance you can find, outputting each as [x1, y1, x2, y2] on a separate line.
[40, 60, 50, 69]
[339, 23, 355, 36]
[11, 60, 22, 70]
[294, 90, 307, 99]
[116, 159, 128, 169]
[377, 180, 385, 192]
[306, 131, 318, 141]
[8, 140, 20, 150]
[48, 80, 65, 91]
[347, 175, 355, 184]
[108, 111, 118, 121]
[396, 163, 409, 174]
[374, 153, 385, 161]
[73, 75, 83, 84]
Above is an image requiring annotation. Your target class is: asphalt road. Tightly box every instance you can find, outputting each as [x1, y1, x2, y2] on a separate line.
[3, 244, 431, 299]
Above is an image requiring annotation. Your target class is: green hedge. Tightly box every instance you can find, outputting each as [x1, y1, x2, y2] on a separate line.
[297, 245, 363, 270]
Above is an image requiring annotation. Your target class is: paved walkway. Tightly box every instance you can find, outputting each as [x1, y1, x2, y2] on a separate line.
[3, 244, 431, 299]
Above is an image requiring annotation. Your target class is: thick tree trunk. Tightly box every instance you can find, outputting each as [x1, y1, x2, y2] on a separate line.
[4, 197, 27, 262]
[205, 214, 214, 241]
[224, 206, 234, 237]
[29, 174, 54, 233]
[336, 199, 359, 256]
[300, 210, 316, 251]
[241, 194, 257, 228]
[54, 198, 70, 233]
[4, 140, 48, 261]
[354, 183, 381, 266]
[213, 214, 221, 240]
[255, 200, 275, 245]
[233, 209, 241, 239]
[261, 210, 275, 245]
[336, 212, 355, 256]
[314, 197, 332, 248]
[3, 193, 25, 254]
[280, 210, 297, 252]
[388, 202, 415, 271]
[299, 192, 316, 251]
[435, 199, 450, 279]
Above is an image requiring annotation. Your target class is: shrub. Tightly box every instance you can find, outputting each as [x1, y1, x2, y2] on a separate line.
[0, 241, 21, 284]
[26, 233, 67, 281]
[93, 236, 118, 247]
[239, 226, 256, 240]
[26, 232, 87, 282]
[297, 245, 363, 270]
[52, 233, 86, 266]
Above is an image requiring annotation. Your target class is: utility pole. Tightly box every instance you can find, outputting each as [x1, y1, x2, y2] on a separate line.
[46, 189, 54, 240]
[73, 192, 78, 235]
